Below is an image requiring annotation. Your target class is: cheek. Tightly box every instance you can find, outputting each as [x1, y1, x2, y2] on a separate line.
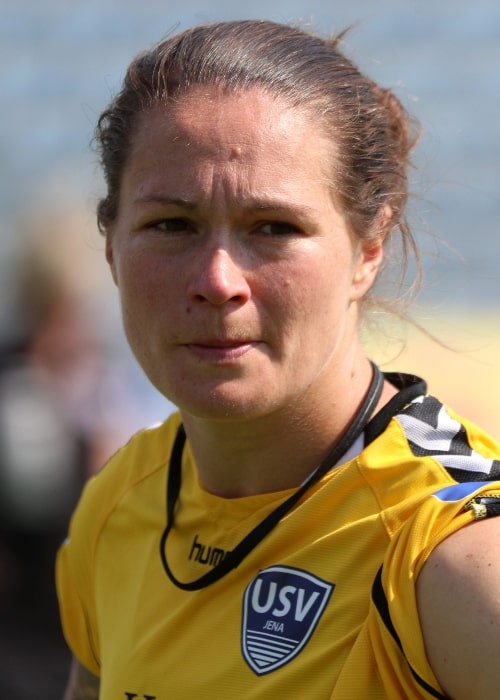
[283, 253, 349, 305]
[117, 249, 176, 305]
[259, 260, 341, 332]
[113, 255, 179, 349]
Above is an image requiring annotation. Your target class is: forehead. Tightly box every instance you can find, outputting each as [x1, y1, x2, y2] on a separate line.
[127, 86, 333, 175]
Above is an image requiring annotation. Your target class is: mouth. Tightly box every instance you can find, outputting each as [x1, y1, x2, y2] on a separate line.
[185, 339, 258, 362]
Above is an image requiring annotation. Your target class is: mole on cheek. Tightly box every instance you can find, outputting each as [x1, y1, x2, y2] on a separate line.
[230, 147, 242, 160]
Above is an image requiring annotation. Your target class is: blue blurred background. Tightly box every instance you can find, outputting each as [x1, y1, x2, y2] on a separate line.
[0, 1, 498, 697]
[2, 0, 499, 315]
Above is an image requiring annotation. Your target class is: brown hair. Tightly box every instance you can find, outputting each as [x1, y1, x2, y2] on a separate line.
[95, 19, 420, 300]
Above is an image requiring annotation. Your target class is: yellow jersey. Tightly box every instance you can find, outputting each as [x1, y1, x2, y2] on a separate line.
[57, 373, 500, 699]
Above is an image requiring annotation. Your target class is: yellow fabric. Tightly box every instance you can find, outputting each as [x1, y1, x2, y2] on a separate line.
[56, 396, 500, 699]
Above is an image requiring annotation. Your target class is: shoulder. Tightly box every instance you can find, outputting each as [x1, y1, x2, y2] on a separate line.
[99, 411, 183, 481]
[417, 511, 500, 700]
[363, 385, 500, 525]
[370, 386, 500, 483]
[396, 393, 500, 460]
[81, 412, 182, 512]
[63, 412, 182, 563]
[56, 412, 183, 672]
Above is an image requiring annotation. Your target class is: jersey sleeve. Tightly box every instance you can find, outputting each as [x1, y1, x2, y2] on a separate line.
[55, 415, 181, 677]
[371, 480, 500, 697]
[56, 477, 102, 676]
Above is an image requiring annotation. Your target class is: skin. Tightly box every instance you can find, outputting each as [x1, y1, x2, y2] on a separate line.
[63, 658, 99, 700]
[417, 516, 500, 699]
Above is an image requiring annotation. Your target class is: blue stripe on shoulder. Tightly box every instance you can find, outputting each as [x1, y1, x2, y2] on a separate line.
[433, 482, 488, 502]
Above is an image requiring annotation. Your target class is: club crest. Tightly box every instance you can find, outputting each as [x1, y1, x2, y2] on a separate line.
[241, 565, 334, 675]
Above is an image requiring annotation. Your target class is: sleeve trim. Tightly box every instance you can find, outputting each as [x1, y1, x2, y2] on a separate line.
[371, 566, 448, 700]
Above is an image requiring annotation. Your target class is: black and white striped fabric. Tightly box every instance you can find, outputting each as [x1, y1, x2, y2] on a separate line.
[396, 395, 500, 482]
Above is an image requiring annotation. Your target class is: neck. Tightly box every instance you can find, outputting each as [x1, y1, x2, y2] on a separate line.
[181, 356, 396, 498]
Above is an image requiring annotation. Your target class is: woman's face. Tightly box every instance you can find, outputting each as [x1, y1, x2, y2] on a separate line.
[106, 87, 383, 420]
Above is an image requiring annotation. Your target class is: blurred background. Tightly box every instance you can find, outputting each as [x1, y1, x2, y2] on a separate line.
[0, 0, 499, 697]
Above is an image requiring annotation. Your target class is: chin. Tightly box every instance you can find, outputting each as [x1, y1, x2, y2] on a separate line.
[166, 384, 277, 422]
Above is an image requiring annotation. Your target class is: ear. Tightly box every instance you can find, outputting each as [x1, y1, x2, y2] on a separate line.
[350, 205, 391, 301]
[350, 236, 385, 300]
[105, 231, 119, 287]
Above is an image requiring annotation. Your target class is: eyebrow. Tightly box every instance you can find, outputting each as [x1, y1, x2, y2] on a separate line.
[133, 195, 197, 209]
[133, 194, 318, 219]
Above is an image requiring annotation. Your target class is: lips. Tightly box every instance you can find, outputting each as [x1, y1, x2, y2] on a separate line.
[185, 339, 258, 362]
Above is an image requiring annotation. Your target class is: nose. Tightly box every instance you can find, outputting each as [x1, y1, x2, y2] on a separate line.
[187, 246, 251, 307]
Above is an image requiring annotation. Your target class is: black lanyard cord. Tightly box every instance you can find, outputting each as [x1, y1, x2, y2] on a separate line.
[160, 362, 384, 591]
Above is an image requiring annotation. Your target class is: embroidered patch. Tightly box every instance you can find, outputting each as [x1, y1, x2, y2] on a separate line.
[241, 565, 334, 675]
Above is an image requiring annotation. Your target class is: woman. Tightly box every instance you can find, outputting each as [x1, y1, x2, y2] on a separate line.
[57, 19, 500, 699]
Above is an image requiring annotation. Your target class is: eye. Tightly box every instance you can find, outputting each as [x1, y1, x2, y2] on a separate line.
[152, 218, 195, 234]
[257, 221, 301, 236]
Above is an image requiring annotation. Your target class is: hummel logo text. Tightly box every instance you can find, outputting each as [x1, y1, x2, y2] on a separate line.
[188, 534, 229, 567]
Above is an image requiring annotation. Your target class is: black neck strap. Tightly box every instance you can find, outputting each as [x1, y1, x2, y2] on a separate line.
[160, 363, 384, 591]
